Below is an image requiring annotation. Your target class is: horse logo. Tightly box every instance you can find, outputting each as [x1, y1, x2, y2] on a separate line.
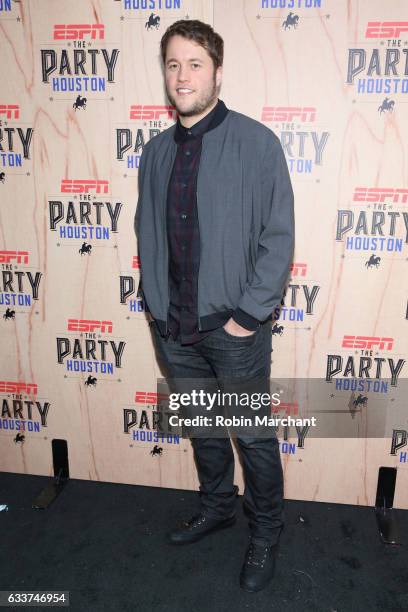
[85, 375, 97, 387]
[79, 242, 92, 255]
[3, 308, 15, 320]
[365, 255, 381, 268]
[378, 97, 395, 115]
[282, 12, 299, 30]
[73, 95, 87, 111]
[150, 445, 163, 456]
[0, 172, 5, 183]
[348, 393, 368, 419]
[145, 13, 160, 31]
[271, 323, 284, 336]
[14, 433, 25, 444]
[352, 394, 368, 408]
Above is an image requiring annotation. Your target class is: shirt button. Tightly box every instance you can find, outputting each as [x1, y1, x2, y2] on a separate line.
[187, 130, 192, 135]
[181, 183, 187, 188]
[181, 213, 187, 220]
[181, 244, 186, 251]
[181, 276, 187, 281]
[185, 150, 191, 156]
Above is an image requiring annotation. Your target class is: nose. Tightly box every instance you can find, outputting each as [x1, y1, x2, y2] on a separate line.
[177, 64, 190, 83]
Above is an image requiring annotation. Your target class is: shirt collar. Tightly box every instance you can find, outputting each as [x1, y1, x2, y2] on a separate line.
[174, 99, 229, 144]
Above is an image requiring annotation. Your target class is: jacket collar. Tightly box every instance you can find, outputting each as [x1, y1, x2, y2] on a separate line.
[174, 99, 229, 144]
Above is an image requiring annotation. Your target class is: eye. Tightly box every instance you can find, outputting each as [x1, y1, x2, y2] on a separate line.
[167, 63, 178, 70]
[191, 63, 201, 69]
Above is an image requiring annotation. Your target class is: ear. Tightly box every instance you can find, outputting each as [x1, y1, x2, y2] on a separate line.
[215, 65, 223, 88]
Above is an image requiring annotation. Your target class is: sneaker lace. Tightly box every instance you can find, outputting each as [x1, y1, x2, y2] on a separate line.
[185, 514, 206, 530]
[246, 542, 270, 568]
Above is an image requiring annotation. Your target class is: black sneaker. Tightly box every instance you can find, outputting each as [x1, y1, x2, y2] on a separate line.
[239, 539, 279, 592]
[168, 513, 236, 545]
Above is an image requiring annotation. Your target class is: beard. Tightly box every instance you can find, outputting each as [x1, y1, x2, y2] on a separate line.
[166, 71, 220, 118]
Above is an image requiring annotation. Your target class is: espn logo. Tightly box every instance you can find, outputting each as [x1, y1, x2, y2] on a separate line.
[262, 106, 316, 123]
[68, 319, 113, 333]
[132, 256, 141, 269]
[60, 179, 109, 194]
[342, 335, 394, 351]
[353, 187, 408, 204]
[0, 381, 38, 395]
[134, 391, 169, 404]
[290, 262, 307, 277]
[365, 21, 408, 38]
[271, 402, 299, 416]
[0, 250, 29, 264]
[130, 105, 177, 121]
[53, 24, 105, 40]
[0, 104, 20, 120]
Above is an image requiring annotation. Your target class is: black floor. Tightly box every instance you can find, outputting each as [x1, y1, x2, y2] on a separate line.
[0, 472, 407, 612]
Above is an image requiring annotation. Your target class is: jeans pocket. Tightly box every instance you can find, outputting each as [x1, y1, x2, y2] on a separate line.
[219, 325, 258, 344]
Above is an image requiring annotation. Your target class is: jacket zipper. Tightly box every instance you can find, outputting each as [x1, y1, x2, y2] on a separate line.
[196, 144, 204, 332]
[196, 187, 202, 331]
[163, 146, 177, 335]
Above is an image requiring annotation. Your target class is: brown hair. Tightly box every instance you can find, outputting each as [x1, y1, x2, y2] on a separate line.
[160, 20, 224, 69]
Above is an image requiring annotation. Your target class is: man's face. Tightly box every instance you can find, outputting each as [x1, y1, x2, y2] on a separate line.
[164, 35, 222, 121]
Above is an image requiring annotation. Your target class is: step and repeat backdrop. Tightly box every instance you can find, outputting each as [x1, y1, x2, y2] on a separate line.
[1, 0, 408, 508]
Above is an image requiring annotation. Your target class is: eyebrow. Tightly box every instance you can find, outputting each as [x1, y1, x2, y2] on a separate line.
[166, 58, 204, 64]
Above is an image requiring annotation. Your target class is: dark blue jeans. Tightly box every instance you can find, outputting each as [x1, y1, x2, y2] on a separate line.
[150, 318, 284, 546]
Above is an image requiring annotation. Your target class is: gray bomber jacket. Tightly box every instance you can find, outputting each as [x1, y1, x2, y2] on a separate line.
[134, 107, 295, 337]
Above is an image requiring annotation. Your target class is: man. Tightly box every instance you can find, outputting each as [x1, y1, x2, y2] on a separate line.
[134, 20, 294, 592]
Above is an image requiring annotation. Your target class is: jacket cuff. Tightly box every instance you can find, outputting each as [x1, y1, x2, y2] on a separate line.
[231, 308, 261, 331]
